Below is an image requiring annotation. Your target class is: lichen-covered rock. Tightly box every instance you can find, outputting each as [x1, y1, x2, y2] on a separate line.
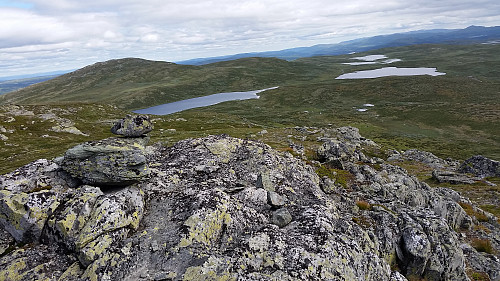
[0, 243, 76, 281]
[0, 132, 499, 281]
[317, 139, 360, 169]
[61, 137, 150, 186]
[43, 185, 104, 251]
[398, 226, 432, 276]
[402, 149, 460, 170]
[271, 207, 292, 227]
[0, 158, 76, 193]
[0, 189, 60, 243]
[111, 114, 153, 137]
[75, 186, 143, 250]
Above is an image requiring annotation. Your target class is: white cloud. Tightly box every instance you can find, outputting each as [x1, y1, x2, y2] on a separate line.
[0, 0, 500, 76]
[139, 33, 160, 43]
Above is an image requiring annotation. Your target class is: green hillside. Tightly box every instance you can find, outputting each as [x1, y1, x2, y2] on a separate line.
[0, 57, 329, 110]
[0, 43, 499, 173]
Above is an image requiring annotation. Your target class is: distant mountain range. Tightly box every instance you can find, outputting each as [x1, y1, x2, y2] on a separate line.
[0, 75, 60, 95]
[178, 25, 500, 65]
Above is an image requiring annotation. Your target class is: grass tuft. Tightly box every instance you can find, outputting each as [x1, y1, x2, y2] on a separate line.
[356, 200, 371, 210]
[471, 238, 494, 254]
[459, 202, 489, 222]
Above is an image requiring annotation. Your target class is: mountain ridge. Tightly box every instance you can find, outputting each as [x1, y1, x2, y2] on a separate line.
[178, 25, 500, 65]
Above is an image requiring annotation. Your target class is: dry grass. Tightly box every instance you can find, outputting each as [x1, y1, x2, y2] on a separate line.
[471, 238, 494, 254]
[459, 202, 490, 222]
[356, 200, 371, 210]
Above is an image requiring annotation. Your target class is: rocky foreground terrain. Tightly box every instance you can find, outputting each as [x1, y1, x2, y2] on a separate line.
[0, 116, 499, 281]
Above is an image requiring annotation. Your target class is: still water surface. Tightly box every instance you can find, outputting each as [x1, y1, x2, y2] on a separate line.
[134, 87, 278, 115]
[336, 67, 445, 79]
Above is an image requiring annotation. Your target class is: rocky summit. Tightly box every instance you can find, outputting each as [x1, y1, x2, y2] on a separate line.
[0, 125, 499, 281]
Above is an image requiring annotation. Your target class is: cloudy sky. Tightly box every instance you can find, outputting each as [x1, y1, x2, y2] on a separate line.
[1, 0, 499, 77]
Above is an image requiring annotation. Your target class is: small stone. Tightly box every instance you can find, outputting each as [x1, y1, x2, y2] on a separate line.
[267, 191, 285, 207]
[320, 176, 337, 194]
[271, 208, 292, 228]
[111, 115, 153, 137]
[256, 172, 274, 191]
[151, 240, 159, 251]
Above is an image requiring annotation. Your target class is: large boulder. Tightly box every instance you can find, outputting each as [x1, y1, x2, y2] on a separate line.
[458, 155, 500, 178]
[60, 137, 150, 186]
[111, 115, 153, 137]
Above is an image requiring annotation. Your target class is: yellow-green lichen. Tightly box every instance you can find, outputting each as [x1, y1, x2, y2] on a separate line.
[0, 258, 27, 281]
[182, 257, 236, 281]
[205, 139, 242, 163]
[179, 203, 232, 249]
[0, 190, 28, 231]
[81, 251, 120, 281]
[58, 262, 83, 281]
[79, 234, 114, 265]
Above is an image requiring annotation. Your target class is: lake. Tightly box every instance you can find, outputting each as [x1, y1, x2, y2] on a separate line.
[336, 67, 446, 79]
[342, 54, 402, 65]
[134, 86, 278, 115]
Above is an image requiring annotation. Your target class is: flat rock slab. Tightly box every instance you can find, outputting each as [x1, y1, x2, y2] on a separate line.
[61, 137, 150, 186]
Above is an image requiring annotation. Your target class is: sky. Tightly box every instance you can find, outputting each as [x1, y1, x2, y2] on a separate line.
[1, 0, 499, 78]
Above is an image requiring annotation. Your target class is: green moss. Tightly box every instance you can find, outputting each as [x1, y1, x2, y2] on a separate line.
[356, 200, 371, 210]
[27, 185, 53, 193]
[466, 268, 490, 281]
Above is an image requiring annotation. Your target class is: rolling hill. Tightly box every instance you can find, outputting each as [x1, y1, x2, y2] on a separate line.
[1, 43, 499, 166]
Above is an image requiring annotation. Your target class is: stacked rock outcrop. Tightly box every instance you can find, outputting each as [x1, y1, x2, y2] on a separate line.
[0, 125, 498, 281]
[60, 115, 152, 186]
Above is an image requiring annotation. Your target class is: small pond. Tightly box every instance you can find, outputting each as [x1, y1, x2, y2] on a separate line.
[336, 67, 445, 79]
[134, 87, 278, 115]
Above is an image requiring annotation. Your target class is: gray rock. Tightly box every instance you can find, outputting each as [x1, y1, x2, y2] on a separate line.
[0, 132, 499, 281]
[256, 171, 274, 191]
[61, 137, 150, 186]
[402, 149, 459, 170]
[398, 227, 431, 276]
[432, 170, 479, 184]
[271, 208, 292, 227]
[0, 189, 60, 243]
[111, 114, 153, 137]
[458, 155, 500, 178]
[267, 191, 286, 207]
